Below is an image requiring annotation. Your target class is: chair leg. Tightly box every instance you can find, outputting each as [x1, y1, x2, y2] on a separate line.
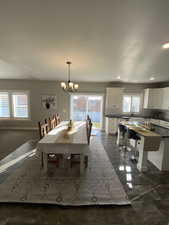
[130, 140, 138, 162]
[41, 152, 44, 168]
[85, 155, 88, 168]
[70, 154, 88, 169]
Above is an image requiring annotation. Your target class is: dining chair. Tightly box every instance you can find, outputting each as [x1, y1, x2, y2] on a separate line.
[55, 113, 61, 125]
[128, 129, 141, 162]
[38, 119, 49, 139]
[38, 119, 50, 168]
[49, 116, 56, 130]
[48, 154, 64, 168]
[86, 115, 93, 144]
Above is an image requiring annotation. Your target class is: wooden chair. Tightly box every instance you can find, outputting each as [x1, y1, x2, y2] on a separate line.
[48, 154, 63, 168]
[38, 119, 49, 139]
[70, 155, 88, 169]
[38, 119, 50, 168]
[38, 118, 63, 168]
[49, 116, 56, 130]
[55, 113, 61, 125]
[86, 115, 93, 145]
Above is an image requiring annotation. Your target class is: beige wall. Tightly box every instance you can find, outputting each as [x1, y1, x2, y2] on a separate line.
[0, 79, 163, 128]
[0, 80, 64, 127]
[0, 80, 108, 128]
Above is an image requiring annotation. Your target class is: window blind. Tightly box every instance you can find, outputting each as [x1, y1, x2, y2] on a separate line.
[12, 94, 28, 118]
[123, 95, 140, 113]
[0, 92, 10, 117]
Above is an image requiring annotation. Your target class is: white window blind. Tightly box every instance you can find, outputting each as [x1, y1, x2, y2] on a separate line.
[0, 92, 10, 118]
[123, 95, 140, 113]
[12, 93, 29, 118]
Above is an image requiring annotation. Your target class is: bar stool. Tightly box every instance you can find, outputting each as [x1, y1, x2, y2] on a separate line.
[128, 130, 141, 162]
[117, 124, 127, 147]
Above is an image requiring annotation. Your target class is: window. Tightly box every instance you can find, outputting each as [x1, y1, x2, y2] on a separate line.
[123, 95, 141, 113]
[12, 94, 29, 118]
[70, 94, 103, 129]
[0, 91, 29, 119]
[0, 92, 10, 118]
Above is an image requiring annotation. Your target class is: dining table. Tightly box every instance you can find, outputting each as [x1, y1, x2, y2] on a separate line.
[37, 121, 89, 174]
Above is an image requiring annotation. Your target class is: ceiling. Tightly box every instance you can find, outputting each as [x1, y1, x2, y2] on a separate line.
[1, 0, 169, 83]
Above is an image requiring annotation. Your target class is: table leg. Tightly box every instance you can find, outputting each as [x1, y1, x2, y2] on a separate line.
[124, 129, 129, 150]
[116, 128, 121, 146]
[80, 154, 85, 174]
[137, 151, 148, 172]
[137, 137, 148, 172]
[43, 153, 48, 172]
[41, 152, 44, 168]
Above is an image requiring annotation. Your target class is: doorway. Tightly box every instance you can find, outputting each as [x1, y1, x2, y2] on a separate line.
[70, 94, 103, 129]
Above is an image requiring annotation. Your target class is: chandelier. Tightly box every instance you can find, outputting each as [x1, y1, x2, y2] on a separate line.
[60, 61, 79, 92]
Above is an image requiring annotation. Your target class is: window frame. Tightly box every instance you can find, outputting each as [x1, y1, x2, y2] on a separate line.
[70, 93, 104, 130]
[122, 93, 142, 114]
[0, 90, 31, 120]
[0, 91, 10, 118]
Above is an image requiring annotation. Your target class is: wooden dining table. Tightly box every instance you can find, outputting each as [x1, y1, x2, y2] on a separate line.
[37, 121, 89, 174]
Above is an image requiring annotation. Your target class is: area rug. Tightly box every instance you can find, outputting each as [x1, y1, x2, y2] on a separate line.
[0, 137, 130, 206]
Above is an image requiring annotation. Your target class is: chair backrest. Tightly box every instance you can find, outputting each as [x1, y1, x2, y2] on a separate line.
[49, 116, 56, 130]
[38, 119, 49, 139]
[86, 116, 92, 144]
[128, 129, 141, 140]
[55, 113, 61, 125]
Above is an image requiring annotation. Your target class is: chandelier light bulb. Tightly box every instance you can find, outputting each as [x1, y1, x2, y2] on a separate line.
[61, 82, 66, 88]
[74, 84, 79, 89]
[60, 61, 79, 93]
[68, 82, 74, 88]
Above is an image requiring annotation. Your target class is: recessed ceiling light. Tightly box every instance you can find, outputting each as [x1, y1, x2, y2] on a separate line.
[150, 77, 155, 81]
[162, 42, 169, 49]
[117, 76, 121, 79]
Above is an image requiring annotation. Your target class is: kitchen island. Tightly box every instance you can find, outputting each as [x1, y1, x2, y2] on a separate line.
[117, 121, 161, 172]
[148, 125, 169, 171]
[117, 120, 169, 171]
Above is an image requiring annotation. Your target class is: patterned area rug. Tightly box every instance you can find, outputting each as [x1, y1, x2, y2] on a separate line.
[0, 137, 130, 206]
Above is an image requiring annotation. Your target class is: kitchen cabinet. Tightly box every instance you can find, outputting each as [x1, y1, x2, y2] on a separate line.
[162, 87, 169, 109]
[151, 119, 169, 129]
[105, 88, 123, 114]
[143, 88, 163, 109]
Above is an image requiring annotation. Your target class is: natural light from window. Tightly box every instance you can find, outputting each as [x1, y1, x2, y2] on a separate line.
[0, 91, 29, 119]
[0, 92, 10, 118]
[12, 94, 28, 118]
[70, 95, 103, 129]
[123, 95, 140, 113]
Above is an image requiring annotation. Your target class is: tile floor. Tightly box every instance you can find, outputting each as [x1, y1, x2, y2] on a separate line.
[0, 131, 169, 225]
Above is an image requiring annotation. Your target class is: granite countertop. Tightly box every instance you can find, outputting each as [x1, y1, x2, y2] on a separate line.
[105, 114, 169, 138]
[151, 124, 169, 138]
[105, 114, 150, 118]
[120, 121, 161, 137]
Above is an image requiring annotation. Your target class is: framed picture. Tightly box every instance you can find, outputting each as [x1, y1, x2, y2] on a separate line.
[41, 95, 57, 109]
